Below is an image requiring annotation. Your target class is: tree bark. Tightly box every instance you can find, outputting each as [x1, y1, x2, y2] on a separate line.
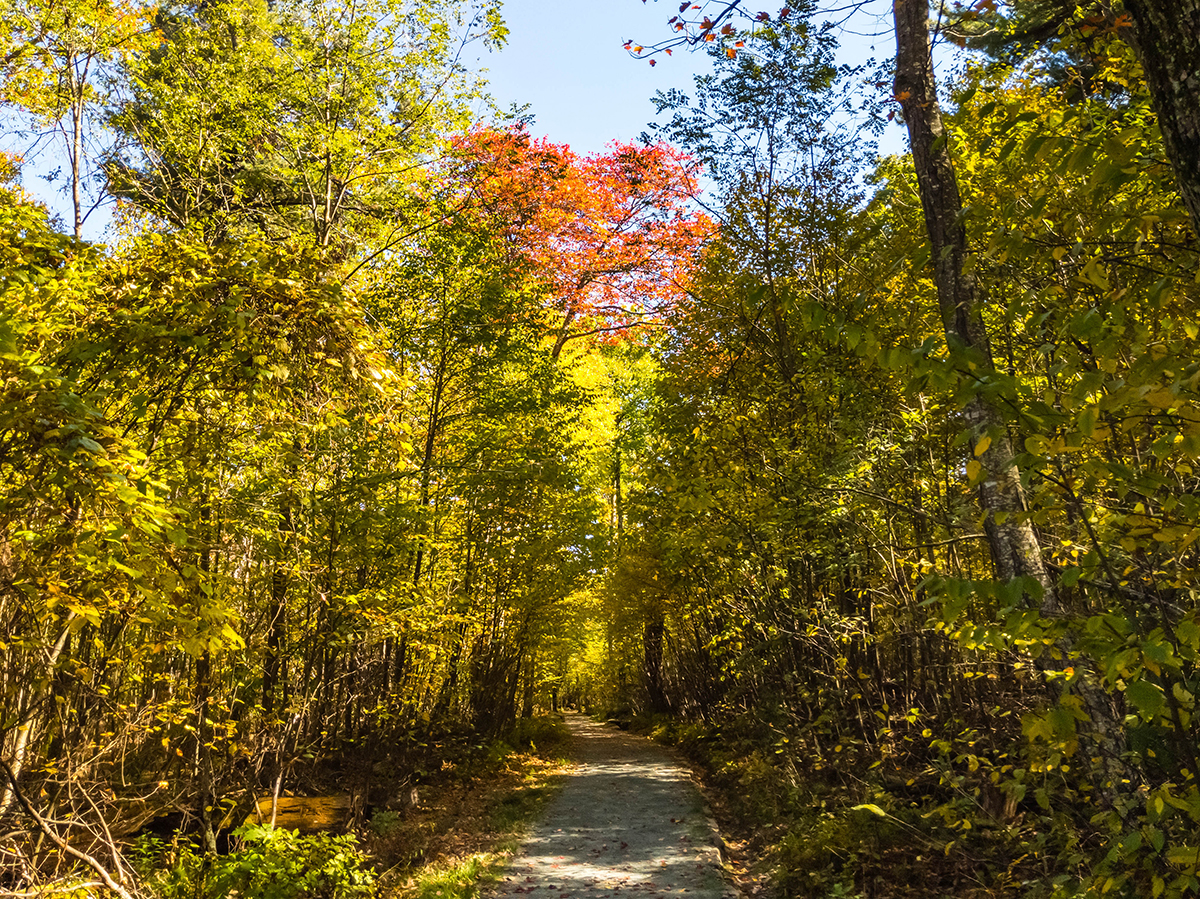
[195, 491, 218, 854]
[892, 0, 1129, 794]
[892, 0, 1057, 610]
[412, 348, 447, 586]
[0, 617, 75, 817]
[643, 614, 669, 714]
[263, 493, 293, 715]
[1122, 0, 1200, 236]
[70, 71, 84, 240]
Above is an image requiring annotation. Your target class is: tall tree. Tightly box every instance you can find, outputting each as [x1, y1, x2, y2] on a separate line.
[0, 0, 150, 236]
[108, 0, 503, 248]
[891, 0, 1056, 600]
[1121, 1, 1200, 235]
[443, 127, 711, 360]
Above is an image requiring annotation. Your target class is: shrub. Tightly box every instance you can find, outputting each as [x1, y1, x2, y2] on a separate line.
[135, 825, 375, 899]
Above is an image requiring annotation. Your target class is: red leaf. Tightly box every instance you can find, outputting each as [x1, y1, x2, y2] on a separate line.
[440, 129, 712, 347]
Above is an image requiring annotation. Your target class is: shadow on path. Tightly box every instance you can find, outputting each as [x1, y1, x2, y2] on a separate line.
[490, 714, 730, 899]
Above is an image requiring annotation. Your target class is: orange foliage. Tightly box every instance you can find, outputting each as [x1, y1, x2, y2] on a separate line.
[444, 127, 713, 355]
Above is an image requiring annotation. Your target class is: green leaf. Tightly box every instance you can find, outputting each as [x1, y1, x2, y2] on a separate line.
[1078, 405, 1098, 437]
[1125, 679, 1165, 721]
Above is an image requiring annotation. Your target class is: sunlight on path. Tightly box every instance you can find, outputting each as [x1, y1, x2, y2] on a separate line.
[490, 714, 731, 899]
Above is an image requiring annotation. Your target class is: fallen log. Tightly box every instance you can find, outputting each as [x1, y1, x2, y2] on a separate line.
[245, 794, 353, 833]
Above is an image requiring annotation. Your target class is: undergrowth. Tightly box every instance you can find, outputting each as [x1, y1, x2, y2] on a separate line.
[132, 825, 375, 899]
[625, 709, 1078, 899]
[381, 714, 571, 899]
[132, 715, 571, 899]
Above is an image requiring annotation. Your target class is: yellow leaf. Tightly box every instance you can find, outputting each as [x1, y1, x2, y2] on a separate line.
[851, 803, 887, 817]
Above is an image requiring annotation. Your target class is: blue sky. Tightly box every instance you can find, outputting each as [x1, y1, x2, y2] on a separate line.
[17, 0, 707, 236]
[479, 0, 899, 154]
[477, 1, 710, 154]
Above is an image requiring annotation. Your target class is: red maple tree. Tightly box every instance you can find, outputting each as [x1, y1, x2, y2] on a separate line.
[444, 127, 713, 358]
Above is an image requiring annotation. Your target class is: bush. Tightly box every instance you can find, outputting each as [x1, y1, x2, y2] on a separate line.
[369, 809, 403, 837]
[134, 825, 375, 899]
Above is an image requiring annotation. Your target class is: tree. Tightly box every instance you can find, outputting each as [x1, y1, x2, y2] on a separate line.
[615, 0, 1200, 891]
[891, 0, 1057, 601]
[0, 0, 151, 236]
[108, 0, 504, 248]
[942, 0, 1200, 237]
[442, 127, 712, 360]
[1121, 1, 1200, 236]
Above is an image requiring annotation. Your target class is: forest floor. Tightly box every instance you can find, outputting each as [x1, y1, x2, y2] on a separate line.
[484, 713, 733, 899]
[371, 736, 571, 899]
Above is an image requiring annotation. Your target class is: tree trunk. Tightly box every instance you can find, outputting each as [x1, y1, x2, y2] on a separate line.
[1122, 0, 1200, 236]
[70, 85, 84, 240]
[195, 492, 218, 854]
[412, 349, 447, 586]
[643, 614, 669, 714]
[892, 0, 1056, 610]
[612, 426, 624, 549]
[263, 493, 293, 715]
[63, 47, 92, 241]
[195, 651, 218, 855]
[521, 649, 536, 719]
[892, 0, 1129, 793]
[0, 618, 75, 817]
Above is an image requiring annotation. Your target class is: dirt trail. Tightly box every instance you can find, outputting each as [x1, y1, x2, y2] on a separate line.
[490, 713, 731, 899]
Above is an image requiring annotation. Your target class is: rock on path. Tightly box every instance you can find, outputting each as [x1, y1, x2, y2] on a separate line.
[491, 713, 731, 899]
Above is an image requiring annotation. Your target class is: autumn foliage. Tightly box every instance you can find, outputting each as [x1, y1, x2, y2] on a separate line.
[444, 127, 712, 356]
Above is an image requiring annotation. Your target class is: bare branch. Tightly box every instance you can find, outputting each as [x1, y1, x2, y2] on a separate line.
[0, 758, 136, 899]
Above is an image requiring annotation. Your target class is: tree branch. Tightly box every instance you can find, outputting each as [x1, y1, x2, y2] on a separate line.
[0, 758, 135, 899]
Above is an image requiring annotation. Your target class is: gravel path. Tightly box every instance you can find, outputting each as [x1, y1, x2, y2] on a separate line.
[490, 713, 731, 899]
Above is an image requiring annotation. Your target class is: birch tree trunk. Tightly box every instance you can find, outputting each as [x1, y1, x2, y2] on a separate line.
[0, 619, 75, 817]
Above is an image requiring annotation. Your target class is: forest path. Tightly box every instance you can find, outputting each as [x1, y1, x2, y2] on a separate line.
[490, 713, 731, 899]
